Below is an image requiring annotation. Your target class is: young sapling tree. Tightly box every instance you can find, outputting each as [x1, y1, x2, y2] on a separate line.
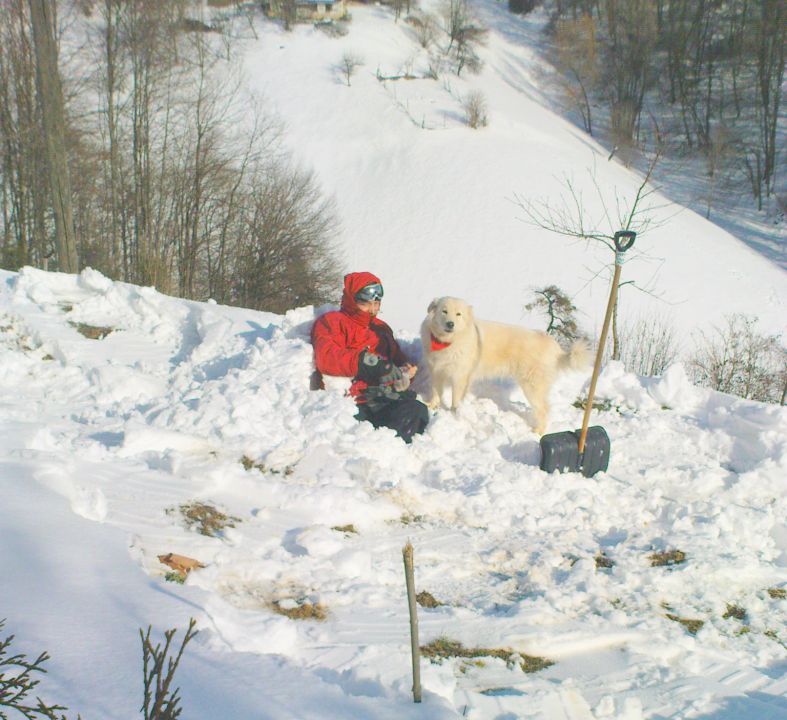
[339, 51, 364, 86]
[513, 151, 668, 360]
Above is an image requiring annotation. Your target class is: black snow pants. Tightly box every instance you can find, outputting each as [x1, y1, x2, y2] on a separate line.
[355, 390, 429, 444]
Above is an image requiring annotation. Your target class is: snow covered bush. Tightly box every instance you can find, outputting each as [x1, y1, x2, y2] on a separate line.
[689, 314, 787, 404]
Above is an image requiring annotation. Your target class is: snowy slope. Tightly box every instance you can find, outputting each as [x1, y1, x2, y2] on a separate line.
[2, 266, 786, 719]
[233, 1, 785, 340]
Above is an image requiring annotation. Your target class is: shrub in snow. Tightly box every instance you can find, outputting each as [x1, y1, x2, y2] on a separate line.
[688, 314, 786, 404]
[462, 90, 488, 129]
[406, 12, 439, 49]
[0, 618, 199, 720]
[0, 619, 76, 719]
[141, 619, 198, 720]
[618, 312, 680, 377]
[525, 284, 581, 346]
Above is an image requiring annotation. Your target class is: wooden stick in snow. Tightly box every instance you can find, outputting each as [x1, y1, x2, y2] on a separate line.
[403, 541, 422, 703]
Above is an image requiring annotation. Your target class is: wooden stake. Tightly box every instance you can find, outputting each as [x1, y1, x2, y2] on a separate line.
[402, 541, 422, 703]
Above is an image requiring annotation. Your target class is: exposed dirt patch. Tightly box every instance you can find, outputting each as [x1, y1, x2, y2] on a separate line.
[271, 600, 327, 621]
[595, 554, 615, 569]
[240, 455, 294, 475]
[767, 587, 786, 600]
[722, 604, 747, 621]
[665, 613, 704, 635]
[70, 322, 113, 340]
[416, 591, 444, 608]
[420, 637, 553, 674]
[169, 501, 241, 538]
[331, 524, 358, 535]
[650, 549, 686, 567]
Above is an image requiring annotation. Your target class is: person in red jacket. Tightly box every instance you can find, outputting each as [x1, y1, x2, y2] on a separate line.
[311, 271, 429, 443]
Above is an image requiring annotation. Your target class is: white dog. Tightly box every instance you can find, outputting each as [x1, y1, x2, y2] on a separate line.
[420, 296, 590, 435]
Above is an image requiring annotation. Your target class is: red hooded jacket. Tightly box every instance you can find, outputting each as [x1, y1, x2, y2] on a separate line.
[311, 271, 408, 401]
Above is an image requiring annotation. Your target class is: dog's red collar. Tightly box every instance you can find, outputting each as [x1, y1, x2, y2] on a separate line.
[430, 333, 452, 351]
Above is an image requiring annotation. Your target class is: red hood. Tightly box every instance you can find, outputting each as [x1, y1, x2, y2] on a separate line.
[340, 271, 382, 325]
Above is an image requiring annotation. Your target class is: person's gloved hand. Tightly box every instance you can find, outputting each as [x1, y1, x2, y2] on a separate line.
[357, 350, 394, 385]
[357, 351, 410, 391]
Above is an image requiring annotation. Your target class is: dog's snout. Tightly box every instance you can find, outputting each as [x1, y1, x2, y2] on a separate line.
[445, 320, 455, 330]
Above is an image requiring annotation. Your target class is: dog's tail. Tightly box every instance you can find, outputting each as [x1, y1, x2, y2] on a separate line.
[558, 340, 592, 372]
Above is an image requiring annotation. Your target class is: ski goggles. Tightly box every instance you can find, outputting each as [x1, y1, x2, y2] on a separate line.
[355, 283, 384, 302]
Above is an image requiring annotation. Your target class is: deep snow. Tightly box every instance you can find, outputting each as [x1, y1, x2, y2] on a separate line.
[1, 264, 786, 719]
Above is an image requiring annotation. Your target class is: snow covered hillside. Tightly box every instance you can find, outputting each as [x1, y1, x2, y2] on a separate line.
[229, 0, 785, 341]
[2, 266, 786, 719]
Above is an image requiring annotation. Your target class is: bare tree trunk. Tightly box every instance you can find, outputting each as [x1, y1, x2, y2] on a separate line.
[755, 0, 785, 198]
[28, 0, 78, 273]
[102, 0, 123, 277]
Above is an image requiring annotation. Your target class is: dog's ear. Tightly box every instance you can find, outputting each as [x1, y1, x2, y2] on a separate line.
[427, 298, 439, 315]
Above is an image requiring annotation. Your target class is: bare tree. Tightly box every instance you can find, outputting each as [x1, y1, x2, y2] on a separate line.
[0, 0, 51, 271]
[552, 14, 599, 134]
[227, 161, 341, 313]
[204, 98, 279, 304]
[546, 0, 785, 210]
[339, 51, 364, 87]
[2, 0, 341, 311]
[281, 0, 296, 31]
[97, 0, 125, 278]
[441, 0, 487, 76]
[703, 124, 734, 219]
[753, 0, 785, 204]
[513, 152, 666, 359]
[408, 11, 438, 49]
[122, 1, 185, 288]
[602, 0, 658, 146]
[28, 0, 78, 273]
